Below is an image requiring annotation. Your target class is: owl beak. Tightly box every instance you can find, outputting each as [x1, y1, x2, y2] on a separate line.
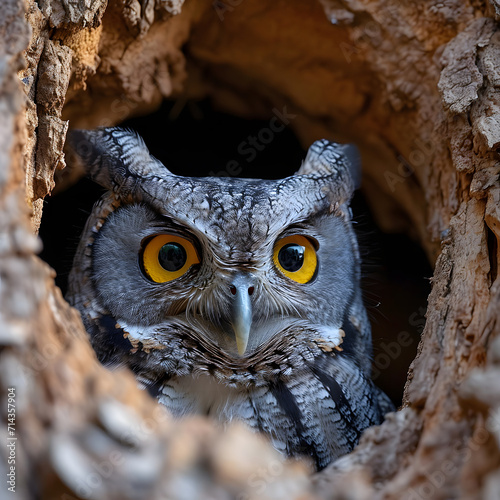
[229, 277, 254, 356]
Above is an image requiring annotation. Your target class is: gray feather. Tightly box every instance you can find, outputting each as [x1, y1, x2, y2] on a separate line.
[66, 127, 393, 470]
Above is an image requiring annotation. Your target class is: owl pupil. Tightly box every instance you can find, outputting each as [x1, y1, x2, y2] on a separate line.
[158, 243, 187, 272]
[278, 244, 305, 272]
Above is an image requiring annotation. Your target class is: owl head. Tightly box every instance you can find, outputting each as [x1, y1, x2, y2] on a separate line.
[65, 128, 387, 468]
[66, 127, 367, 359]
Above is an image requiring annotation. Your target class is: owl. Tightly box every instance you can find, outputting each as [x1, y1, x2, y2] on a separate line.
[66, 127, 393, 470]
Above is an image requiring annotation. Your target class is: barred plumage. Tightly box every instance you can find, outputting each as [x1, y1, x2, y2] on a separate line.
[66, 127, 392, 469]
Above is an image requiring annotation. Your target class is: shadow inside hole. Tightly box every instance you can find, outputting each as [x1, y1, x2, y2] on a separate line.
[39, 98, 431, 406]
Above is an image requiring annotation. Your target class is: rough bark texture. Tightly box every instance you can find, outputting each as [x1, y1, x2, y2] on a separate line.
[1, 0, 500, 498]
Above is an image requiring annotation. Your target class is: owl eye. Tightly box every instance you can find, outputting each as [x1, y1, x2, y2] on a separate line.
[141, 234, 200, 283]
[273, 235, 317, 284]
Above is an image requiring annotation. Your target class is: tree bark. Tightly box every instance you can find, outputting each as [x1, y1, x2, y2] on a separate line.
[1, 0, 500, 498]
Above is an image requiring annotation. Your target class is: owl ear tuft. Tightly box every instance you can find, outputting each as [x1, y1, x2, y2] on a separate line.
[66, 127, 171, 198]
[297, 140, 362, 202]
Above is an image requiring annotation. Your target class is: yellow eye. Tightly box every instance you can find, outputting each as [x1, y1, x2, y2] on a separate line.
[273, 235, 318, 284]
[141, 234, 200, 283]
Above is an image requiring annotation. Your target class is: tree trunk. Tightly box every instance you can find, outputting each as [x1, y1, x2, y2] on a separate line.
[1, 0, 500, 498]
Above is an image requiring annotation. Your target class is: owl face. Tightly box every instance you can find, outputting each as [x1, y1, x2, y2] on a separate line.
[66, 128, 392, 469]
[91, 180, 358, 358]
